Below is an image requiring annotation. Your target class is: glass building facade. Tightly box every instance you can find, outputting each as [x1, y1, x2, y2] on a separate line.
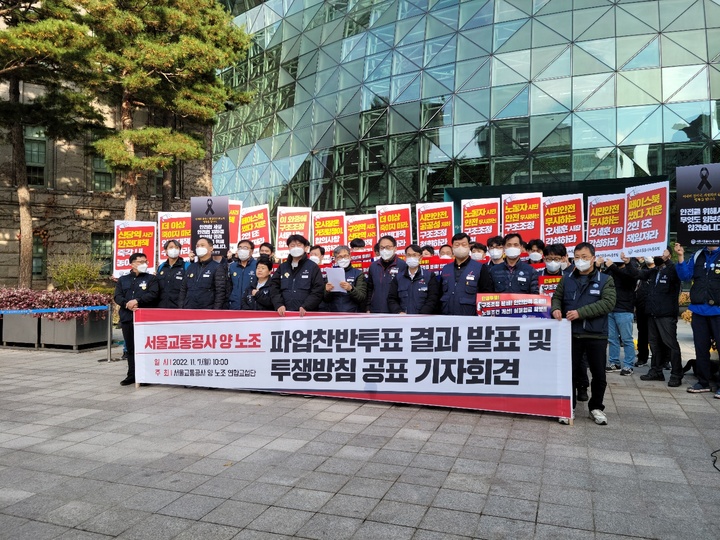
[213, 0, 720, 213]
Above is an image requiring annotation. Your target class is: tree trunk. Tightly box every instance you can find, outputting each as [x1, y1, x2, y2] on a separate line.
[10, 75, 33, 289]
[201, 124, 213, 194]
[121, 90, 137, 221]
[161, 168, 173, 211]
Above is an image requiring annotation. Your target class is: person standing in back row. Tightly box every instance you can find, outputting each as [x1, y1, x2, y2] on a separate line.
[366, 235, 407, 313]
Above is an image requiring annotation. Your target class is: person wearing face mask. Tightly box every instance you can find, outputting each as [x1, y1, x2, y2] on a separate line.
[309, 245, 325, 265]
[470, 242, 487, 262]
[527, 239, 545, 264]
[114, 252, 159, 386]
[388, 244, 440, 314]
[485, 236, 505, 267]
[439, 232, 493, 316]
[259, 242, 276, 262]
[438, 244, 454, 259]
[241, 257, 275, 311]
[323, 245, 367, 312]
[489, 233, 539, 294]
[228, 240, 257, 310]
[366, 235, 407, 313]
[178, 237, 228, 310]
[674, 242, 720, 395]
[539, 243, 568, 277]
[637, 249, 682, 387]
[599, 252, 639, 375]
[551, 242, 616, 426]
[156, 240, 188, 308]
[269, 234, 325, 316]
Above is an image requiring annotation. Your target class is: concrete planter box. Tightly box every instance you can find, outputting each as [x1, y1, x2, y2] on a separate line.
[40, 317, 109, 350]
[2, 314, 40, 347]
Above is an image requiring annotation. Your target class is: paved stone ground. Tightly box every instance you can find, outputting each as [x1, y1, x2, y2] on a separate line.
[0, 322, 718, 540]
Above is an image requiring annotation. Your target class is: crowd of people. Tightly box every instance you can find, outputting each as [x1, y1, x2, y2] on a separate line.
[114, 233, 720, 428]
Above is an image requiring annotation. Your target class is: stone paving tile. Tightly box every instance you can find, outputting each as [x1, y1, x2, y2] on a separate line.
[246, 506, 314, 535]
[368, 500, 427, 527]
[319, 493, 379, 519]
[351, 520, 415, 540]
[296, 512, 362, 540]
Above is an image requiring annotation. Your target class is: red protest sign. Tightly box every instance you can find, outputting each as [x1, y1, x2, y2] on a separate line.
[543, 194, 584, 256]
[502, 193, 543, 240]
[346, 214, 377, 248]
[114, 220, 157, 278]
[586, 194, 625, 260]
[157, 212, 191, 265]
[461, 198, 500, 242]
[240, 204, 271, 254]
[624, 181, 669, 257]
[416, 202, 454, 248]
[377, 204, 412, 250]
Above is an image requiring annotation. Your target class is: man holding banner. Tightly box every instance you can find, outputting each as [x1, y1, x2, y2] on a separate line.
[552, 242, 616, 425]
[439, 232, 492, 316]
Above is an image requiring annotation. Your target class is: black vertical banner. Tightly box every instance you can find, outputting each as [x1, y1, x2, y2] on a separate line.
[677, 164, 720, 246]
[191, 196, 230, 256]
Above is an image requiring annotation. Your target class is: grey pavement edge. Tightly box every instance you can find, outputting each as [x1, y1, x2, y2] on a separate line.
[0, 321, 718, 540]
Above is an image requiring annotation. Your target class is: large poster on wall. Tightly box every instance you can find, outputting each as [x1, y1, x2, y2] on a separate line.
[134, 310, 573, 418]
[677, 163, 720, 246]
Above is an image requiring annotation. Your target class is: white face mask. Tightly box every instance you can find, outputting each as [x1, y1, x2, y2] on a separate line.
[336, 258, 351, 269]
[229, 245, 238, 254]
[195, 246, 208, 257]
[136, 263, 148, 273]
[406, 256, 420, 268]
[545, 260, 561, 273]
[439, 254, 453, 260]
[238, 248, 251, 261]
[380, 248, 395, 261]
[489, 248, 503, 260]
[453, 246, 470, 260]
[470, 252, 484, 261]
[309, 255, 321, 264]
[574, 258, 593, 272]
[289, 246, 305, 258]
[529, 252, 543, 262]
[166, 248, 180, 259]
[505, 247, 522, 259]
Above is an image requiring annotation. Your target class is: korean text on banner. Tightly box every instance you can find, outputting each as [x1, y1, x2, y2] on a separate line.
[346, 214, 377, 248]
[190, 196, 229, 256]
[114, 220, 157, 278]
[502, 193, 543, 240]
[240, 204, 271, 254]
[461, 198, 500, 241]
[276, 206, 312, 258]
[134, 310, 573, 419]
[313, 211, 346, 254]
[377, 204, 412, 249]
[543, 194, 584, 256]
[623, 181, 669, 257]
[416, 202, 454, 248]
[157, 212, 191, 266]
[476, 293, 551, 318]
[229, 200, 243, 247]
[586, 194, 625, 260]
[677, 163, 720, 246]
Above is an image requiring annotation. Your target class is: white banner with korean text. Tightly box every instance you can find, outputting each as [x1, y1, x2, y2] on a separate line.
[134, 310, 572, 418]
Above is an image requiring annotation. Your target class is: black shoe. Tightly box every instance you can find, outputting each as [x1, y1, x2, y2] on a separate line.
[120, 377, 135, 386]
[605, 364, 620, 372]
[121, 353, 128, 360]
[668, 378, 682, 387]
[640, 372, 664, 381]
[577, 388, 589, 402]
[634, 361, 648, 367]
[663, 362, 671, 370]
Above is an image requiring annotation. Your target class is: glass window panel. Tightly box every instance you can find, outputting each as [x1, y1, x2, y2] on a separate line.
[366, 29, 393, 55]
[572, 73, 612, 108]
[394, 43, 424, 72]
[492, 156, 529, 185]
[531, 114, 571, 151]
[495, 86, 528, 119]
[456, 58, 490, 91]
[421, 126, 453, 163]
[491, 83, 527, 118]
[576, 74, 615, 111]
[572, 147, 616, 181]
[391, 73, 420, 102]
[492, 118, 530, 156]
[454, 122, 490, 158]
[619, 36, 659, 70]
[455, 88, 490, 120]
[395, 16, 424, 45]
[341, 33, 367, 61]
[495, 0, 528, 22]
[432, 5, 459, 30]
[421, 97, 451, 128]
[536, 47, 570, 80]
[460, 0, 491, 29]
[617, 144, 661, 177]
[492, 57, 526, 87]
[617, 105, 662, 145]
[426, 15, 454, 39]
[364, 52, 391, 81]
[573, 110, 616, 149]
[531, 152, 572, 183]
[32, 235, 46, 278]
[91, 233, 113, 275]
[398, 0, 425, 19]
[493, 19, 526, 51]
[576, 38, 615, 70]
[616, 4, 658, 35]
[427, 35, 456, 67]
[662, 102, 712, 143]
[457, 158, 490, 187]
[665, 66, 709, 103]
[660, 34, 705, 67]
[362, 79, 390, 109]
[531, 78, 571, 114]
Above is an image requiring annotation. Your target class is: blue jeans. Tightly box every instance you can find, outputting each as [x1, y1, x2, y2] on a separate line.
[608, 312, 636, 369]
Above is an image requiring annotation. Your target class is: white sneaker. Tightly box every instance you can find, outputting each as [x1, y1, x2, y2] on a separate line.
[558, 417, 570, 425]
[588, 409, 607, 425]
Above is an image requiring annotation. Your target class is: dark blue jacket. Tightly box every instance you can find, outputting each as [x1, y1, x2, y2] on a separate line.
[269, 255, 325, 311]
[639, 263, 681, 318]
[388, 267, 440, 314]
[366, 256, 407, 313]
[323, 267, 366, 313]
[114, 271, 159, 323]
[677, 248, 720, 316]
[551, 269, 616, 337]
[178, 258, 227, 309]
[228, 258, 257, 310]
[156, 259, 187, 308]
[240, 279, 274, 311]
[490, 261, 539, 294]
[440, 259, 492, 316]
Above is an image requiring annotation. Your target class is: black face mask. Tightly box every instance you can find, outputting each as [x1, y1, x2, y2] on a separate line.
[653, 257, 664, 267]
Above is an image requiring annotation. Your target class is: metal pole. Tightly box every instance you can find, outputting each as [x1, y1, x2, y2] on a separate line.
[106, 304, 113, 362]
